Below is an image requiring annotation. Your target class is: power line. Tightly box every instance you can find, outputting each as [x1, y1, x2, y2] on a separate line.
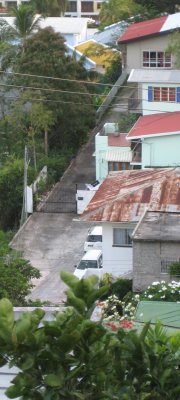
[0, 82, 180, 104]
[2, 94, 178, 114]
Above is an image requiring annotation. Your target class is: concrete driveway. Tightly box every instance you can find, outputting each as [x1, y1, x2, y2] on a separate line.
[11, 132, 97, 304]
[12, 213, 91, 304]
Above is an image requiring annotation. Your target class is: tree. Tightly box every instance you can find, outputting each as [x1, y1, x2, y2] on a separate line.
[134, 0, 178, 14]
[0, 272, 179, 399]
[0, 157, 35, 229]
[167, 31, 180, 69]
[6, 27, 95, 154]
[0, 230, 40, 305]
[10, 4, 42, 47]
[99, 0, 142, 29]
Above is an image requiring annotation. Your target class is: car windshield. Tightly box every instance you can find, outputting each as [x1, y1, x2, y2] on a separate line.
[77, 260, 98, 270]
[87, 235, 102, 243]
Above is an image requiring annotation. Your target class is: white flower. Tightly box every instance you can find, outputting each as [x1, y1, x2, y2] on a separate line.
[162, 286, 167, 291]
[160, 295, 165, 299]
[140, 313, 143, 317]
[152, 282, 159, 285]
[148, 295, 153, 298]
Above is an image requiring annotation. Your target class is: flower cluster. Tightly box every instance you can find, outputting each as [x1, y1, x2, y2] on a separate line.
[101, 294, 139, 322]
[142, 281, 180, 302]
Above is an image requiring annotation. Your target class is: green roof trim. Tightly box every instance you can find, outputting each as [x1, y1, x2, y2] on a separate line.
[135, 301, 180, 329]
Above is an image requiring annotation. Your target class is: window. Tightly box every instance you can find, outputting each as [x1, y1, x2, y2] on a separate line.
[113, 228, 133, 247]
[142, 51, 171, 68]
[149, 87, 178, 102]
[81, 1, 94, 12]
[108, 162, 130, 172]
[67, 1, 77, 12]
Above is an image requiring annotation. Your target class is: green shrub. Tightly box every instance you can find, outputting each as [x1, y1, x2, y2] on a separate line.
[38, 153, 71, 184]
[169, 262, 180, 278]
[100, 276, 132, 300]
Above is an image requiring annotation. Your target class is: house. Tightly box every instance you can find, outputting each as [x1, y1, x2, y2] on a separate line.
[128, 69, 180, 115]
[81, 168, 180, 277]
[65, 0, 103, 19]
[93, 21, 128, 46]
[135, 301, 180, 334]
[2, 16, 93, 46]
[126, 111, 180, 168]
[132, 211, 180, 291]
[75, 39, 121, 74]
[95, 122, 133, 182]
[118, 13, 180, 73]
[66, 43, 96, 71]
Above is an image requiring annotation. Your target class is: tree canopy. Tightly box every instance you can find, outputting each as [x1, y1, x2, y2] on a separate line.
[1, 26, 96, 157]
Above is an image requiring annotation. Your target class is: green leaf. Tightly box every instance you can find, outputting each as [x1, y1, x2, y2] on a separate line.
[0, 298, 14, 343]
[60, 271, 79, 289]
[5, 385, 21, 399]
[21, 355, 34, 371]
[44, 373, 62, 387]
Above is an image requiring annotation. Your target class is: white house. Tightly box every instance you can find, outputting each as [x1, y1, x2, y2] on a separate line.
[118, 13, 180, 73]
[81, 168, 180, 277]
[128, 69, 180, 115]
[2, 16, 92, 46]
[127, 111, 180, 168]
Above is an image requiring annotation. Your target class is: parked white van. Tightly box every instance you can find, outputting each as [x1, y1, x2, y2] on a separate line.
[84, 226, 102, 252]
[74, 249, 103, 280]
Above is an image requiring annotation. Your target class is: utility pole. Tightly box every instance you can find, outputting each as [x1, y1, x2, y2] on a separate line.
[20, 146, 29, 226]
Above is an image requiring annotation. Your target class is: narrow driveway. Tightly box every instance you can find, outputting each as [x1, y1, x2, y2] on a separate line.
[11, 130, 97, 304]
[11, 86, 132, 304]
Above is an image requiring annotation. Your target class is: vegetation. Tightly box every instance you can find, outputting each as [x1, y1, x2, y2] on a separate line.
[0, 272, 179, 399]
[167, 32, 180, 69]
[30, 0, 69, 16]
[169, 262, 180, 278]
[0, 230, 40, 305]
[0, 157, 35, 229]
[99, 0, 141, 29]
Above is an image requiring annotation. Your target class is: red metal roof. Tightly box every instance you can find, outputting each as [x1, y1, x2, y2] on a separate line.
[81, 169, 180, 222]
[127, 112, 180, 139]
[108, 133, 130, 147]
[118, 15, 167, 43]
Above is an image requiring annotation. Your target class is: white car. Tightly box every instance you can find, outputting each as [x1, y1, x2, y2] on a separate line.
[74, 249, 103, 280]
[84, 226, 102, 252]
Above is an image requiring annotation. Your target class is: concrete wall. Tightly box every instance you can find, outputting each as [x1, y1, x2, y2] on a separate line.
[142, 83, 180, 115]
[95, 133, 108, 181]
[133, 241, 180, 291]
[102, 223, 135, 277]
[125, 35, 175, 73]
[142, 134, 180, 168]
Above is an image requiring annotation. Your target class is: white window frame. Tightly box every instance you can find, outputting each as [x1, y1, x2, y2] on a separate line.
[142, 50, 172, 68]
[113, 228, 133, 247]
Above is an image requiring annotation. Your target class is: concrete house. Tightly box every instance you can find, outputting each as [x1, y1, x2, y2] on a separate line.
[81, 168, 180, 277]
[128, 69, 180, 115]
[127, 111, 180, 168]
[133, 211, 180, 291]
[75, 39, 121, 74]
[118, 13, 180, 73]
[95, 122, 132, 182]
[2, 16, 92, 46]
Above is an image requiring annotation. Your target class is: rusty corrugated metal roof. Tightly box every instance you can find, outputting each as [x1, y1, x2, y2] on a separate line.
[81, 169, 180, 222]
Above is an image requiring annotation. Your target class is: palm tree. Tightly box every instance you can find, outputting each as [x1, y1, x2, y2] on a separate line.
[11, 4, 41, 47]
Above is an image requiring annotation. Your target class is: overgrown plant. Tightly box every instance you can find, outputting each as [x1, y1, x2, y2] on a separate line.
[0, 272, 179, 399]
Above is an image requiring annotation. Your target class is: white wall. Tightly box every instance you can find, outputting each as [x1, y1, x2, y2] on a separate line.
[102, 223, 136, 277]
[142, 83, 180, 115]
